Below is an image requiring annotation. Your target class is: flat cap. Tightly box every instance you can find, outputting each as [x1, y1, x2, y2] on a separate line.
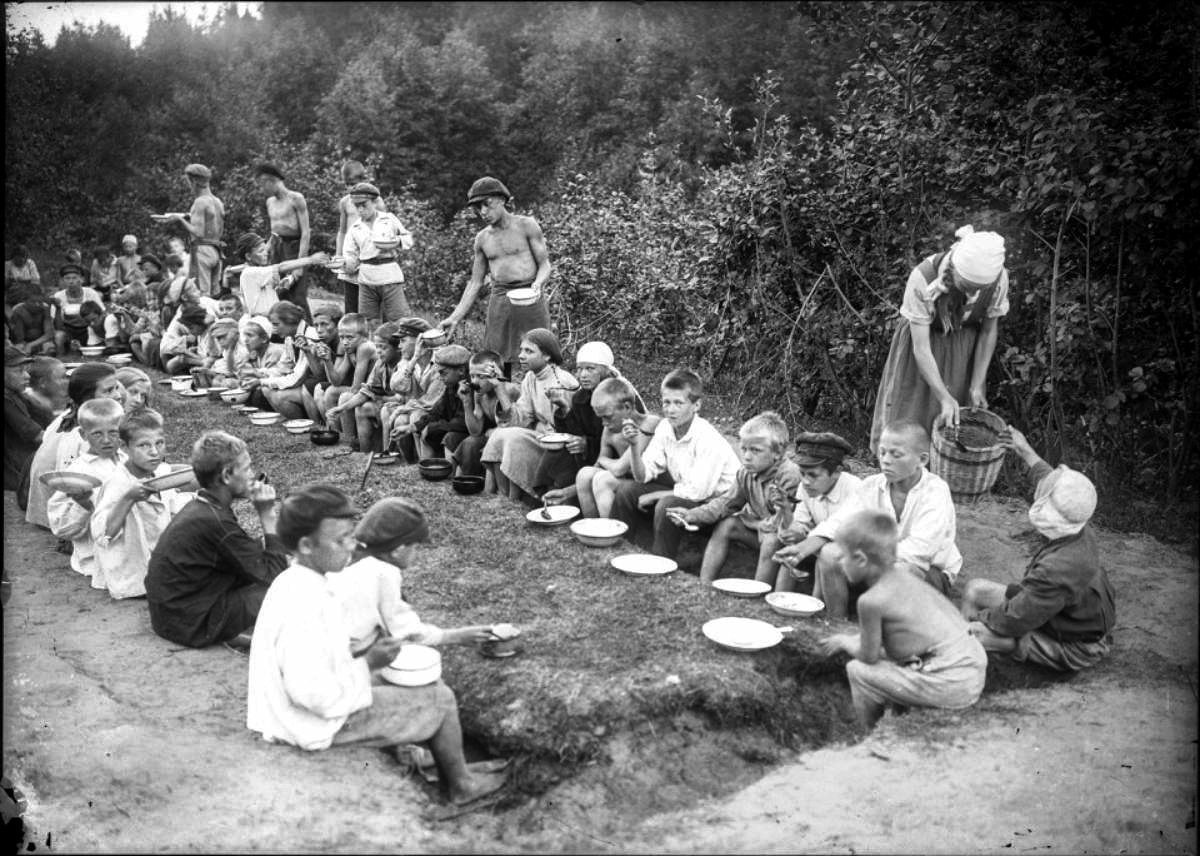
[5, 344, 33, 366]
[354, 497, 431, 553]
[254, 162, 285, 181]
[183, 163, 212, 179]
[432, 344, 472, 367]
[794, 431, 854, 466]
[396, 316, 432, 337]
[58, 263, 88, 279]
[467, 176, 511, 204]
[139, 253, 163, 269]
[349, 181, 380, 199]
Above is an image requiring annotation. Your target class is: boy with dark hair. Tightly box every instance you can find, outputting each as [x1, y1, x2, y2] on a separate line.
[449, 349, 519, 476]
[410, 344, 472, 461]
[4, 346, 44, 503]
[90, 245, 120, 301]
[7, 283, 56, 355]
[611, 368, 740, 559]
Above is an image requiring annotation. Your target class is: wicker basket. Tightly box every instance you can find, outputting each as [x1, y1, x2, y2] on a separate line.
[929, 407, 1007, 502]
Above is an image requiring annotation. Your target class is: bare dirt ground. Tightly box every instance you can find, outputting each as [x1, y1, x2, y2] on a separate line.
[4, 482, 1196, 853]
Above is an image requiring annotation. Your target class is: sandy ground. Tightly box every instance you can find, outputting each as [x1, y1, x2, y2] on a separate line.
[3, 487, 1197, 853]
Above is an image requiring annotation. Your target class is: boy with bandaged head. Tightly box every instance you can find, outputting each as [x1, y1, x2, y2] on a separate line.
[961, 427, 1115, 671]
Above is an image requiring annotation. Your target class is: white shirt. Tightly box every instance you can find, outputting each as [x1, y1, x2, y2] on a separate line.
[90, 463, 192, 600]
[836, 469, 963, 580]
[26, 416, 78, 528]
[262, 322, 314, 391]
[246, 563, 373, 751]
[641, 416, 741, 502]
[237, 265, 283, 317]
[787, 470, 864, 541]
[327, 556, 444, 655]
[47, 450, 127, 581]
[346, 213, 412, 287]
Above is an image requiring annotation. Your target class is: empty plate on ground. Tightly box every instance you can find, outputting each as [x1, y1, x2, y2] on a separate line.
[177, 388, 208, 397]
[610, 554, 677, 576]
[765, 592, 825, 618]
[525, 505, 580, 526]
[39, 471, 102, 493]
[702, 617, 786, 651]
[712, 578, 772, 598]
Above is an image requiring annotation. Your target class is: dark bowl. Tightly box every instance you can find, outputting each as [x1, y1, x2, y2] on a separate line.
[418, 458, 454, 481]
[310, 428, 340, 446]
[451, 475, 485, 495]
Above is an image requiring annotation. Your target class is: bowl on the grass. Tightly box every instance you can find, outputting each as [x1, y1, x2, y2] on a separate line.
[373, 451, 402, 466]
[205, 387, 225, 401]
[233, 405, 259, 416]
[283, 418, 315, 435]
[170, 375, 194, 392]
[79, 345, 105, 357]
[452, 475, 485, 495]
[219, 388, 250, 404]
[106, 353, 133, 366]
[249, 411, 283, 426]
[418, 458, 453, 481]
[568, 517, 628, 547]
[380, 644, 442, 687]
[764, 592, 825, 617]
[310, 428, 340, 446]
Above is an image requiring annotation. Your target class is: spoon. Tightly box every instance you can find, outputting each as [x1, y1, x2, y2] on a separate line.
[540, 496, 553, 521]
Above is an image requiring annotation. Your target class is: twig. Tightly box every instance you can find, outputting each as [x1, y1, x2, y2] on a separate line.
[826, 268, 867, 325]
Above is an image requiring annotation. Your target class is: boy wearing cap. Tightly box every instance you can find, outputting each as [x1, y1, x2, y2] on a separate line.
[612, 368, 741, 560]
[4, 345, 43, 500]
[145, 430, 285, 648]
[961, 427, 1115, 671]
[670, 411, 801, 586]
[438, 177, 552, 375]
[224, 231, 328, 319]
[378, 317, 441, 449]
[574, 377, 661, 518]
[51, 264, 105, 354]
[410, 344, 472, 461]
[155, 164, 226, 297]
[332, 182, 413, 326]
[333, 160, 389, 315]
[256, 163, 313, 321]
[248, 487, 508, 811]
[772, 431, 863, 594]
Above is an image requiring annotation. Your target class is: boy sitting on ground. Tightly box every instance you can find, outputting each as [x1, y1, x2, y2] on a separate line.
[247, 486, 508, 812]
[574, 377, 660, 518]
[961, 426, 1116, 671]
[90, 409, 192, 600]
[611, 368, 741, 560]
[379, 318, 442, 454]
[819, 510, 987, 730]
[25, 355, 68, 422]
[89, 245, 120, 302]
[232, 316, 292, 409]
[669, 411, 800, 586]
[325, 321, 405, 453]
[772, 431, 863, 593]
[216, 292, 246, 327]
[816, 420, 962, 620]
[47, 398, 128, 586]
[450, 350, 519, 477]
[7, 284, 57, 356]
[4, 347, 46, 504]
[160, 304, 212, 375]
[313, 313, 376, 444]
[409, 345, 472, 461]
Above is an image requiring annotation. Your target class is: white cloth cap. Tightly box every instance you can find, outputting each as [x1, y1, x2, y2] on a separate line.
[1028, 465, 1097, 539]
[575, 341, 615, 369]
[951, 225, 1005, 285]
[121, 234, 138, 247]
[244, 315, 274, 337]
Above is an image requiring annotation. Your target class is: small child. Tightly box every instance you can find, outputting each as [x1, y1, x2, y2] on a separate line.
[670, 411, 801, 585]
[89, 245, 120, 301]
[772, 431, 863, 593]
[326, 321, 405, 452]
[816, 419, 962, 619]
[233, 316, 292, 409]
[819, 510, 987, 730]
[574, 377, 661, 518]
[47, 397, 129, 585]
[611, 368, 741, 559]
[380, 317, 443, 453]
[90, 409, 192, 599]
[216, 292, 246, 327]
[116, 234, 141, 284]
[159, 254, 188, 327]
[450, 350, 520, 477]
[410, 345, 473, 460]
[961, 426, 1115, 671]
[160, 304, 212, 375]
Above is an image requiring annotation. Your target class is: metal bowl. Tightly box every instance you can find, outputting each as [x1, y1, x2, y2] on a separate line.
[418, 458, 453, 481]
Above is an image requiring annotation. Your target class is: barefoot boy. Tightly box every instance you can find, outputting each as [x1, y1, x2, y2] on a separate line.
[960, 427, 1115, 671]
[90, 409, 192, 599]
[450, 350, 519, 476]
[325, 321, 404, 453]
[247, 487, 508, 811]
[47, 398, 128, 585]
[817, 420, 962, 619]
[574, 377, 660, 518]
[819, 510, 987, 730]
[611, 368, 741, 559]
[669, 411, 800, 586]
[772, 432, 862, 593]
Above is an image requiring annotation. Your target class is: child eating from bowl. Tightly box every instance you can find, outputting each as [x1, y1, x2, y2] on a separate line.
[47, 397, 128, 585]
[325, 321, 405, 453]
[409, 344, 473, 461]
[669, 411, 800, 587]
[90, 409, 192, 599]
[819, 509, 987, 730]
[380, 318, 443, 460]
[573, 377, 661, 519]
[450, 350, 520, 477]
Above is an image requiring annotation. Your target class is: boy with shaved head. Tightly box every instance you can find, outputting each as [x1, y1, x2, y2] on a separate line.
[817, 419, 962, 619]
[573, 376, 660, 518]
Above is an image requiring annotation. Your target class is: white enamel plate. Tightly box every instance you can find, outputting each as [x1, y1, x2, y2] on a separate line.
[702, 617, 785, 652]
[610, 554, 677, 576]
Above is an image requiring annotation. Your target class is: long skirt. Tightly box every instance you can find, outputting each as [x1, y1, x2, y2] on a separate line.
[481, 426, 544, 496]
[870, 321, 980, 452]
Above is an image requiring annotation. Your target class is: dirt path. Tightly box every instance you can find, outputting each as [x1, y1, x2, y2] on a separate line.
[4, 490, 1197, 853]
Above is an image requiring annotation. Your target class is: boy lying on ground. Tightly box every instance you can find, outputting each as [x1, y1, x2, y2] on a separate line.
[819, 509, 987, 730]
[669, 411, 800, 586]
[960, 426, 1116, 671]
[246, 487, 508, 812]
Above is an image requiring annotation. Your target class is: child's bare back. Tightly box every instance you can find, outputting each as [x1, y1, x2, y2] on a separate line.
[865, 568, 971, 661]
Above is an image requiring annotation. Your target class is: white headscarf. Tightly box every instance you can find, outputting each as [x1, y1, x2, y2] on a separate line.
[950, 224, 1006, 285]
[1028, 465, 1097, 540]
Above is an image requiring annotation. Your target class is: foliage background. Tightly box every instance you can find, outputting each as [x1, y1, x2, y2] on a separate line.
[5, 1, 1198, 534]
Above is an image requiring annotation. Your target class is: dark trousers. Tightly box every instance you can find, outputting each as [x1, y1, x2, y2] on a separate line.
[610, 475, 701, 558]
[341, 279, 359, 315]
[453, 433, 488, 476]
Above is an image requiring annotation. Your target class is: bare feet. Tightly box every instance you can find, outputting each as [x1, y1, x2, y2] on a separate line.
[449, 768, 508, 806]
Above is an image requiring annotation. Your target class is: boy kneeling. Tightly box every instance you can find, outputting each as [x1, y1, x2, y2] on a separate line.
[247, 485, 507, 810]
[820, 510, 987, 730]
[960, 427, 1115, 671]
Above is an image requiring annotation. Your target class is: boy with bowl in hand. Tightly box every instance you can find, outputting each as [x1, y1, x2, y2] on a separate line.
[90, 409, 193, 599]
[819, 509, 987, 730]
[668, 411, 800, 587]
[451, 350, 520, 477]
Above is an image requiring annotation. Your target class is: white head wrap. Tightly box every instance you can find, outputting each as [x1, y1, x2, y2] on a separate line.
[244, 315, 274, 339]
[950, 225, 1005, 285]
[576, 341, 615, 369]
[121, 234, 139, 247]
[1028, 465, 1097, 540]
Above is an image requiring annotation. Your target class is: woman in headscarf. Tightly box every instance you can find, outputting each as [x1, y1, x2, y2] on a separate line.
[479, 328, 578, 501]
[25, 363, 124, 529]
[870, 225, 1011, 450]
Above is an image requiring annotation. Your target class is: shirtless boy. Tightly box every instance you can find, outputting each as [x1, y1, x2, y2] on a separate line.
[438, 177, 552, 375]
[156, 164, 225, 297]
[256, 163, 312, 321]
[819, 510, 987, 729]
